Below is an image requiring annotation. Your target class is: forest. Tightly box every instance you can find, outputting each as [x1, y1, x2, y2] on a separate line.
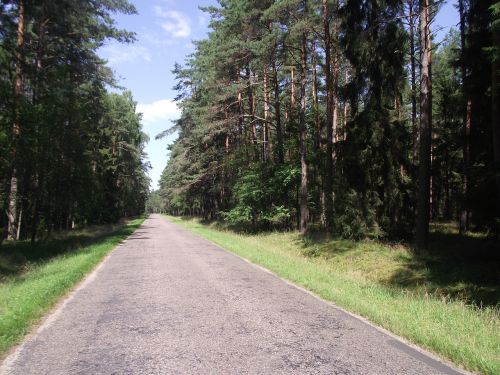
[156, 0, 500, 249]
[0, 2, 498, 372]
[0, 0, 149, 243]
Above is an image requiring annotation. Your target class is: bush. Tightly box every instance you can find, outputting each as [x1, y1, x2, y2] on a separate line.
[221, 163, 297, 230]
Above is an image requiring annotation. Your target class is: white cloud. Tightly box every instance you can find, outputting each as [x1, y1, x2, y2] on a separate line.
[140, 29, 175, 47]
[154, 6, 191, 38]
[136, 99, 181, 125]
[101, 44, 151, 65]
[153, 5, 170, 18]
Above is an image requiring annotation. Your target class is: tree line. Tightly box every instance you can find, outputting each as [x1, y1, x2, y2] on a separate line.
[157, 0, 499, 249]
[0, 0, 149, 243]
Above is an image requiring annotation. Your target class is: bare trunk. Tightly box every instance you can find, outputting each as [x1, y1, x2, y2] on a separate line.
[287, 66, 296, 162]
[224, 110, 229, 154]
[444, 149, 451, 218]
[458, 0, 472, 234]
[332, 87, 338, 146]
[238, 79, 248, 158]
[312, 41, 325, 226]
[263, 67, 270, 161]
[299, 14, 309, 235]
[238, 90, 243, 143]
[7, 174, 18, 240]
[16, 206, 22, 240]
[323, 0, 334, 229]
[312, 43, 320, 149]
[273, 59, 284, 164]
[493, 18, 500, 219]
[237, 69, 244, 146]
[323, 0, 338, 228]
[460, 99, 472, 231]
[416, 0, 432, 250]
[246, 67, 257, 159]
[7, 0, 25, 240]
[408, 0, 418, 163]
[343, 69, 349, 141]
[290, 67, 296, 115]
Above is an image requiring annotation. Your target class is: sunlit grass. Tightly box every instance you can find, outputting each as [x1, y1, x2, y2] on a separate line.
[0, 218, 144, 357]
[166, 215, 499, 375]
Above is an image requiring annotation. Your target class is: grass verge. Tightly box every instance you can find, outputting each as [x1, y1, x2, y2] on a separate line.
[166, 215, 499, 375]
[0, 218, 144, 357]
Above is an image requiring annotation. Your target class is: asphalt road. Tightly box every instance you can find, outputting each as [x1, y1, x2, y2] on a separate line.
[1, 215, 468, 375]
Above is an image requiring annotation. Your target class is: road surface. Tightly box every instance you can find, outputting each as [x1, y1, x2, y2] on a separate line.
[1, 214, 467, 374]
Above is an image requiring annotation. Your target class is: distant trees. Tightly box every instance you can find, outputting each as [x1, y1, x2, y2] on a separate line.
[157, 0, 499, 246]
[146, 191, 164, 214]
[0, 0, 149, 242]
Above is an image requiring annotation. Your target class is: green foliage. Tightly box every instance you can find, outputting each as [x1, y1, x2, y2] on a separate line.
[431, 30, 463, 220]
[146, 190, 164, 214]
[340, 0, 413, 238]
[222, 163, 296, 230]
[156, 0, 499, 240]
[333, 189, 377, 239]
[0, 0, 148, 241]
[222, 205, 253, 226]
[98, 91, 150, 222]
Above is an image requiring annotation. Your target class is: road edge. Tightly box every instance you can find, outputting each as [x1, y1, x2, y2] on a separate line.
[162, 215, 475, 375]
[0, 221, 143, 373]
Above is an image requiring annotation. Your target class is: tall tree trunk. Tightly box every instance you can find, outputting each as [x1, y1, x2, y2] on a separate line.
[237, 74, 247, 158]
[263, 66, 270, 161]
[224, 109, 230, 154]
[299, 9, 309, 234]
[343, 68, 349, 141]
[273, 59, 284, 164]
[290, 66, 296, 115]
[332, 64, 339, 144]
[312, 42, 320, 149]
[416, 0, 432, 250]
[312, 41, 325, 226]
[458, 0, 472, 234]
[323, 0, 335, 230]
[492, 16, 500, 221]
[7, 0, 25, 240]
[16, 206, 22, 240]
[287, 66, 296, 162]
[238, 90, 243, 143]
[236, 68, 243, 146]
[246, 67, 257, 159]
[408, 0, 418, 162]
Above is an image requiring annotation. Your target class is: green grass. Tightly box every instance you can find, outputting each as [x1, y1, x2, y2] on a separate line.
[0, 218, 144, 357]
[166, 215, 500, 375]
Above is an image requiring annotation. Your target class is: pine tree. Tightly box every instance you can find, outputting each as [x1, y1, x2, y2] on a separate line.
[416, 0, 432, 249]
[1, 0, 147, 241]
[6, 0, 25, 240]
[156, 0, 498, 239]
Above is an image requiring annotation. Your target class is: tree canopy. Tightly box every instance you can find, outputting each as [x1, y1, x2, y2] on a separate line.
[156, 0, 499, 247]
[0, 0, 149, 242]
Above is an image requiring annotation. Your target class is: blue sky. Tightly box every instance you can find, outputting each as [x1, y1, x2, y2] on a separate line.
[98, 0, 459, 190]
[99, 0, 218, 190]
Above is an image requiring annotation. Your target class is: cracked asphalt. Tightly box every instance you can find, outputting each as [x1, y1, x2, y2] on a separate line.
[0, 214, 468, 374]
